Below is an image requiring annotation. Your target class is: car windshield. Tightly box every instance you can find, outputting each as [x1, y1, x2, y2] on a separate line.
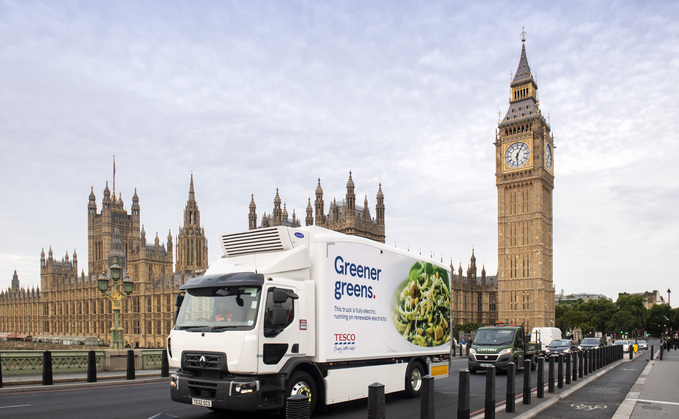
[581, 338, 599, 344]
[473, 329, 516, 346]
[613, 340, 628, 345]
[549, 340, 570, 347]
[174, 286, 261, 331]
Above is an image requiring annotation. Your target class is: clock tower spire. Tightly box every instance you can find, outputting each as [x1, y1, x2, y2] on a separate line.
[495, 31, 555, 331]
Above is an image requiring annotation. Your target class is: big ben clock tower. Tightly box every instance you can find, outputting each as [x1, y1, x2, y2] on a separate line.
[496, 30, 555, 331]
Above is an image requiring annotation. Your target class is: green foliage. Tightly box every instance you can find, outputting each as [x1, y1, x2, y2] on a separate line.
[553, 295, 674, 337]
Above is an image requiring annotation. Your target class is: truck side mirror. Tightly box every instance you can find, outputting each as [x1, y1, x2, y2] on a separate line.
[271, 306, 288, 327]
[272, 288, 299, 304]
[273, 289, 289, 304]
[174, 294, 184, 324]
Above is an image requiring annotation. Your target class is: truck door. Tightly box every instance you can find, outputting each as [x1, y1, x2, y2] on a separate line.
[260, 287, 300, 373]
[515, 329, 525, 365]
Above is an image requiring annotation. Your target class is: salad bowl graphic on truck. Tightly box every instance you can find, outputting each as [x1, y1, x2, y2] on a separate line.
[392, 262, 451, 347]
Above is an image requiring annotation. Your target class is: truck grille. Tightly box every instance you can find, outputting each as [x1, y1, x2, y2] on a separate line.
[475, 354, 499, 362]
[221, 227, 293, 256]
[182, 352, 227, 372]
[187, 379, 218, 399]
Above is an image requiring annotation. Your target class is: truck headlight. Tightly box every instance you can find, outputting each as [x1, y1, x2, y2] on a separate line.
[469, 348, 476, 355]
[498, 348, 511, 356]
[231, 381, 258, 395]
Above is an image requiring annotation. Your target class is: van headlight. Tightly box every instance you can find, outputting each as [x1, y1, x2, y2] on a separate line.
[498, 348, 511, 356]
[469, 348, 476, 355]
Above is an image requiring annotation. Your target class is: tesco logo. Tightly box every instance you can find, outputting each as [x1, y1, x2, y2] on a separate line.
[334, 333, 356, 342]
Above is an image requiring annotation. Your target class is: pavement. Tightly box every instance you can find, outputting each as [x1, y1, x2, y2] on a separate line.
[614, 344, 679, 419]
[0, 344, 677, 419]
[473, 340, 679, 419]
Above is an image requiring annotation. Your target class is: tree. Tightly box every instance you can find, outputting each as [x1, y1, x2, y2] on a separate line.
[646, 304, 673, 337]
[615, 294, 647, 321]
[608, 310, 641, 336]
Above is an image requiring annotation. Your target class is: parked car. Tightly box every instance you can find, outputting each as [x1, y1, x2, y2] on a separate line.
[613, 339, 631, 352]
[636, 339, 648, 350]
[579, 337, 604, 350]
[545, 339, 579, 354]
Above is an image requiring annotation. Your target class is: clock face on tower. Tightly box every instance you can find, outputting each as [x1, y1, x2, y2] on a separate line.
[505, 142, 530, 168]
[545, 143, 553, 170]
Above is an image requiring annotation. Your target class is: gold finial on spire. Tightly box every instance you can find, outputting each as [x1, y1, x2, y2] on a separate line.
[521, 26, 526, 44]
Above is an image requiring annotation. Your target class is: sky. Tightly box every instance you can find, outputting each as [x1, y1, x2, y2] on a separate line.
[1, 1, 677, 306]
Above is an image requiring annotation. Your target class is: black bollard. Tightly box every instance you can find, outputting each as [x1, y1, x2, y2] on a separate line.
[523, 359, 531, 405]
[548, 356, 555, 393]
[566, 353, 571, 385]
[572, 351, 578, 382]
[557, 354, 564, 388]
[42, 350, 53, 385]
[537, 356, 544, 399]
[579, 350, 584, 378]
[161, 349, 170, 377]
[421, 375, 435, 419]
[0, 353, 3, 388]
[660, 344, 664, 360]
[127, 349, 135, 380]
[485, 365, 496, 419]
[368, 382, 385, 419]
[286, 393, 310, 419]
[603, 346, 607, 366]
[651, 345, 654, 360]
[598, 347, 602, 369]
[628, 345, 633, 360]
[506, 362, 515, 413]
[458, 370, 470, 419]
[87, 350, 97, 382]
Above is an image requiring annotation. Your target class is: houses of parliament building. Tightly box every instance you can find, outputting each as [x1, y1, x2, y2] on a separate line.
[1, 33, 556, 345]
[0, 174, 208, 348]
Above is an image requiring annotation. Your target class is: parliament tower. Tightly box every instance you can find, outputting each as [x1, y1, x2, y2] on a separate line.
[496, 32, 555, 330]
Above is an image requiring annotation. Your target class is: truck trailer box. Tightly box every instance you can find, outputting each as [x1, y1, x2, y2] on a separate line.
[168, 226, 452, 413]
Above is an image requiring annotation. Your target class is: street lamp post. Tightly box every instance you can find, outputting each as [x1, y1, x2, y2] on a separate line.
[98, 258, 133, 349]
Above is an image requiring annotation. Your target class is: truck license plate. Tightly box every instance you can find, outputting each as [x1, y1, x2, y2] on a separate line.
[480, 363, 493, 368]
[192, 398, 212, 407]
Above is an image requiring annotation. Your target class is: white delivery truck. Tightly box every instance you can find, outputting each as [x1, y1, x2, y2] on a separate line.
[530, 327, 562, 352]
[168, 226, 452, 413]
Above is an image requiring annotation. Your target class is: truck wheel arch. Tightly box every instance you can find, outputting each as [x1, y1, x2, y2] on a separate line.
[280, 359, 326, 410]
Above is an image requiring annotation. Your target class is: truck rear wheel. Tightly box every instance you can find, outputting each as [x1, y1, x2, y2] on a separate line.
[285, 371, 317, 414]
[405, 361, 425, 398]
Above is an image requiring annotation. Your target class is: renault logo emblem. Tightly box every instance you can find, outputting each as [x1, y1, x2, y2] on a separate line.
[199, 355, 206, 367]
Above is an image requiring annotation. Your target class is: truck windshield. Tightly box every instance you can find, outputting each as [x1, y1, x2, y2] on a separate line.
[174, 286, 261, 331]
[474, 329, 515, 346]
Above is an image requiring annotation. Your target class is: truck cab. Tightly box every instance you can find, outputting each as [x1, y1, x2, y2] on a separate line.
[468, 325, 537, 373]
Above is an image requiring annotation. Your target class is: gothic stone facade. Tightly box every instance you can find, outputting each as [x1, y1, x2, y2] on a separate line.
[0, 175, 208, 348]
[249, 172, 386, 244]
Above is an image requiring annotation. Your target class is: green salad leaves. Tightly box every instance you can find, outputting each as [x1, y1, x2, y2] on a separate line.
[392, 262, 451, 347]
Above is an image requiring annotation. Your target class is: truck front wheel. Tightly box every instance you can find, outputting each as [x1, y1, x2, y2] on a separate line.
[405, 361, 425, 398]
[285, 371, 317, 413]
